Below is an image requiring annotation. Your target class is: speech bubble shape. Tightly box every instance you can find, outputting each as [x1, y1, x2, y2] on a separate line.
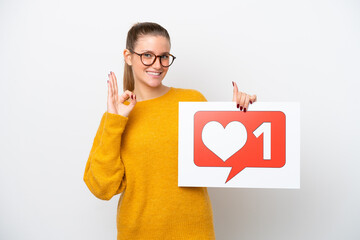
[194, 111, 286, 183]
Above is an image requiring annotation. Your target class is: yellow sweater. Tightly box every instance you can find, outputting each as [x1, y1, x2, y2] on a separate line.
[83, 87, 216, 240]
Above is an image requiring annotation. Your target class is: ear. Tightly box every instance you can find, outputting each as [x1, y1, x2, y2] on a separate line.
[123, 49, 132, 66]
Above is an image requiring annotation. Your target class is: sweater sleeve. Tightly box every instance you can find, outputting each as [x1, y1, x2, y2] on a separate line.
[83, 111, 128, 200]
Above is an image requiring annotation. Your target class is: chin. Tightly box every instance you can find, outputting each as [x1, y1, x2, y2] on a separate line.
[145, 79, 164, 87]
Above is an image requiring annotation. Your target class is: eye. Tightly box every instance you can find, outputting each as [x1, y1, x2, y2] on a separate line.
[143, 53, 153, 58]
[161, 55, 169, 59]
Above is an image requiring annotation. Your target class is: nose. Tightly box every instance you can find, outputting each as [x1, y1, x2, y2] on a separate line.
[152, 56, 162, 69]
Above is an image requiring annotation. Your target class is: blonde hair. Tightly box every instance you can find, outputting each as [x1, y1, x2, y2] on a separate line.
[123, 22, 171, 91]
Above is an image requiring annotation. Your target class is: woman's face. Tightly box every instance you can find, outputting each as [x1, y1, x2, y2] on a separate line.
[125, 35, 171, 89]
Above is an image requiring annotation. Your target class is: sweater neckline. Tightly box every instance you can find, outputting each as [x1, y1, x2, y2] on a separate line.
[134, 87, 174, 104]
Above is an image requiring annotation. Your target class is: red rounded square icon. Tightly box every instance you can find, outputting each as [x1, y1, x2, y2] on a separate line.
[194, 111, 286, 183]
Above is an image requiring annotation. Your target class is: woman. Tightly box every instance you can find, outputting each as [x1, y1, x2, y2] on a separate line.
[83, 22, 256, 240]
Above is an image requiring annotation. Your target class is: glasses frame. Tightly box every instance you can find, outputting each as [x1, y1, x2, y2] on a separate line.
[129, 50, 176, 67]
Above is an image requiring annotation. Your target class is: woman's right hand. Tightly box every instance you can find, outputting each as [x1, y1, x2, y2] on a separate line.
[107, 71, 136, 117]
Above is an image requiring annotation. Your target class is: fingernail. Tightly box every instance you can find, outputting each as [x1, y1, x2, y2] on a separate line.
[244, 108, 247, 112]
[240, 106, 243, 111]
[232, 81, 234, 86]
[237, 104, 239, 108]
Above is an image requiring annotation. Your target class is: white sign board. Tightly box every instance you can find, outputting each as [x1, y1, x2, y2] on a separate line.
[178, 102, 300, 189]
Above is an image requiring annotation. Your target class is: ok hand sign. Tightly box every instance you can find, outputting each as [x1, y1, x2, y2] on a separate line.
[107, 71, 137, 117]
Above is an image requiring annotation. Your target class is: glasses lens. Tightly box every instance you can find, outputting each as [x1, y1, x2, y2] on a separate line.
[160, 54, 174, 67]
[141, 53, 155, 65]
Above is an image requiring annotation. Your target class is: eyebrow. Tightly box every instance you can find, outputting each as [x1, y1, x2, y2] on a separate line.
[141, 50, 170, 54]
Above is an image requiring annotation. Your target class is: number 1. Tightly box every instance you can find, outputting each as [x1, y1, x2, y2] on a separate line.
[253, 122, 271, 160]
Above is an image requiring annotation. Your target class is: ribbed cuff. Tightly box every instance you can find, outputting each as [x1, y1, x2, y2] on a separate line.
[104, 111, 129, 134]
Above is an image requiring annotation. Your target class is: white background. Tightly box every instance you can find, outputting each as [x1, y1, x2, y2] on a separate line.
[0, 0, 359, 239]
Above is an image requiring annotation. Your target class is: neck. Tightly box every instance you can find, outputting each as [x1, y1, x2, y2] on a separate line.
[133, 83, 170, 102]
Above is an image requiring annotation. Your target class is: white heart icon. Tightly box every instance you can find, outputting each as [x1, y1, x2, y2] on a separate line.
[202, 121, 248, 162]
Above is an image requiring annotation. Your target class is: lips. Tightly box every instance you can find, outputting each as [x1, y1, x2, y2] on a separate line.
[146, 71, 162, 76]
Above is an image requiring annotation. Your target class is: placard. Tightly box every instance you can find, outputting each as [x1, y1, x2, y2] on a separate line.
[178, 102, 300, 189]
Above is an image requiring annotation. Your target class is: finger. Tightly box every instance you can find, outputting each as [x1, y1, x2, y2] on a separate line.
[108, 74, 113, 98]
[107, 77, 112, 101]
[119, 90, 133, 103]
[234, 82, 241, 108]
[128, 91, 137, 106]
[250, 94, 257, 103]
[232, 81, 238, 102]
[244, 94, 250, 112]
[108, 74, 112, 98]
[111, 71, 119, 98]
[236, 91, 241, 109]
[111, 72, 119, 103]
[110, 73, 115, 99]
[239, 92, 246, 111]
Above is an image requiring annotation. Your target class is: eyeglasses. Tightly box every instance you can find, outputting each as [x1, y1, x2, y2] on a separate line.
[129, 50, 176, 67]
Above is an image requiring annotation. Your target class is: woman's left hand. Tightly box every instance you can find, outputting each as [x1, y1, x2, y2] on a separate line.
[232, 81, 257, 112]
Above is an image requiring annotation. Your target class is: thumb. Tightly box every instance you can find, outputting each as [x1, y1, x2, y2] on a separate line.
[250, 94, 257, 103]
